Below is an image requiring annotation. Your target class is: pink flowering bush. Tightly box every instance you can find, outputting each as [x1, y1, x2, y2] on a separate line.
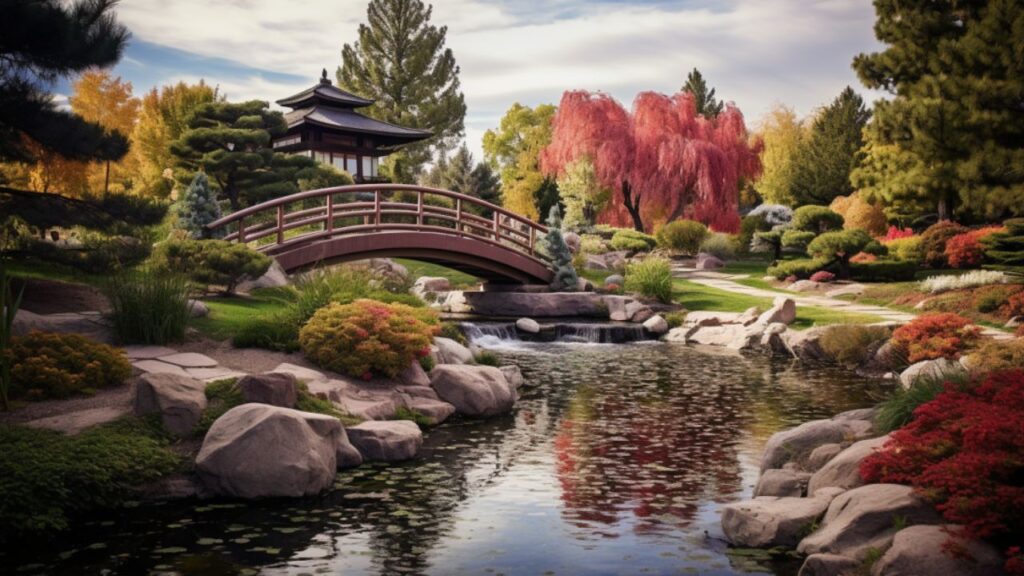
[809, 270, 836, 283]
[884, 226, 915, 241]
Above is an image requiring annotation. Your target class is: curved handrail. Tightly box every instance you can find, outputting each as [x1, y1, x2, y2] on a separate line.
[206, 183, 550, 263]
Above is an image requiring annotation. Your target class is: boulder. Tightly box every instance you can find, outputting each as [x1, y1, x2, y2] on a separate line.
[798, 553, 860, 576]
[808, 435, 889, 496]
[236, 259, 288, 292]
[721, 487, 844, 548]
[430, 364, 516, 417]
[687, 324, 749, 347]
[346, 420, 422, 462]
[270, 362, 326, 383]
[606, 296, 632, 321]
[807, 443, 844, 472]
[797, 484, 942, 560]
[576, 277, 594, 292]
[12, 309, 113, 343]
[499, 365, 526, 389]
[446, 291, 612, 318]
[783, 327, 830, 362]
[696, 253, 724, 269]
[397, 359, 431, 388]
[825, 284, 866, 298]
[196, 404, 341, 498]
[585, 254, 611, 270]
[899, 358, 967, 389]
[761, 418, 863, 472]
[413, 276, 451, 293]
[433, 337, 474, 365]
[604, 274, 625, 287]
[788, 280, 823, 292]
[663, 326, 694, 343]
[643, 314, 669, 334]
[516, 317, 541, 334]
[365, 258, 408, 284]
[187, 299, 209, 318]
[336, 428, 364, 469]
[760, 322, 789, 354]
[133, 373, 208, 437]
[756, 296, 797, 326]
[238, 372, 298, 408]
[398, 394, 456, 425]
[860, 340, 902, 375]
[1006, 316, 1022, 329]
[683, 310, 743, 327]
[738, 306, 762, 326]
[334, 393, 397, 421]
[871, 524, 1007, 576]
[754, 468, 812, 497]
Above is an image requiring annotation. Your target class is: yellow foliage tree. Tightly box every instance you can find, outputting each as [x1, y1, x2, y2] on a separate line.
[68, 71, 140, 194]
[830, 191, 888, 237]
[482, 103, 557, 220]
[753, 104, 804, 206]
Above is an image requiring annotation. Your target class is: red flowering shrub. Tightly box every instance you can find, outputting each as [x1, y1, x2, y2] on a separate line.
[810, 270, 836, 283]
[884, 226, 915, 241]
[921, 221, 969, 268]
[945, 226, 1005, 269]
[860, 369, 1024, 573]
[850, 252, 877, 263]
[890, 313, 981, 363]
[1004, 292, 1024, 319]
[299, 299, 440, 379]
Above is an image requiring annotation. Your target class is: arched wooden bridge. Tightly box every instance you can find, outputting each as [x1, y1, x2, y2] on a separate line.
[206, 184, 554, 284]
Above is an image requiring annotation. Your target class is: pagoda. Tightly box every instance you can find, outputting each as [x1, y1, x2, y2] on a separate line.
[273, 70, 431, 182]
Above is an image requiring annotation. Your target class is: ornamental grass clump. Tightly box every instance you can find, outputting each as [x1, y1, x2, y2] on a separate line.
[655, 220, 708, 255]
[299, 299, 440, 380]
[861, 369, 1024, 574]
[104, 270, 191, 345]
[624, 256, 673, 303]
[919, 270, 1008, 294]
[8, 331, 131, 400]
[818, 324, 891, 367]
[889, 312, 981, 363]
[610, 229, 657, 252]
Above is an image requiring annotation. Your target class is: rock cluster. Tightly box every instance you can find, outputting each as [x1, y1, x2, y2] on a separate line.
[664, 297, 796, 352]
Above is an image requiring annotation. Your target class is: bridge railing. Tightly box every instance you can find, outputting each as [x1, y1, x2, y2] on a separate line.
[206, 183, 550, 262]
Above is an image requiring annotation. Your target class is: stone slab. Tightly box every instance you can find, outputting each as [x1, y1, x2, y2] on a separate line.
[156, 352, 219, 368]
[124, 345, 179, 360]
[133, 359, 190, 377]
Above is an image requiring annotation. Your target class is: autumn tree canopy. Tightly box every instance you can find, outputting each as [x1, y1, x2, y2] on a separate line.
[541, 90, 761, 233]
[482, 103, 558, 220]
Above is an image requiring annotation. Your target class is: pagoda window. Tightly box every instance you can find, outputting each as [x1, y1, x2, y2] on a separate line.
[362, 156, 373, 178]
[314, 151, 330, 164]
[331, 154, 346, 172]
[345, 155, 358, 175]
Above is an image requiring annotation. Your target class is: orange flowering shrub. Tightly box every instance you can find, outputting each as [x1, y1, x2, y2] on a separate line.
[1004, 292, 1024, 319]
[945, 226, 1005, 269]
[8, 331, 132, 399]
[890, 313, 981, 363]
[830, 192, 888, 236]
[921, 221, 968, 268]
[850, 252, 877, 263]
[299, 299, 440, 380]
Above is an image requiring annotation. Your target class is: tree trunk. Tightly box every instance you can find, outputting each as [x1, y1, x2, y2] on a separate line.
[622, 181, 644, 232]
[838, 257, 851, 280]
[104, 161, 110, 194]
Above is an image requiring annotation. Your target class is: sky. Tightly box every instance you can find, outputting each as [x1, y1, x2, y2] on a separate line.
[78, 0, 885, 162]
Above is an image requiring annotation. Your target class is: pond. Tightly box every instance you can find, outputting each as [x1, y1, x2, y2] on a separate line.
[3, 342, 890, 576]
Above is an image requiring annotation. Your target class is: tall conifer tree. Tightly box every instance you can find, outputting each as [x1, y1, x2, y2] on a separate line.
[681, 68, 724, 119]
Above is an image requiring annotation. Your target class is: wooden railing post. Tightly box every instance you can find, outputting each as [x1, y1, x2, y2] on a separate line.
[326, 195, 334, 232]
[276, 205, 284, 245]
[493, 211, 500, 241]
[373, 189, 381, 230]
[529, 225, 535, 255]
[417, 191, 424, 226]
[455, 198, 462, 234]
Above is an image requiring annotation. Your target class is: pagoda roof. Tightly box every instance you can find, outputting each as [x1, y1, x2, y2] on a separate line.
[283, 105, 432, 144]
[276, 70, 375, 109]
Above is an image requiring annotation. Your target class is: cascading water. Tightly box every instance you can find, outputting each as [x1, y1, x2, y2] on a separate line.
[462, 322, 520, 347]
[462, 321, 651, 346]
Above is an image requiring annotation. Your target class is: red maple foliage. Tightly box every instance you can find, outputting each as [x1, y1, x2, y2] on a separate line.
[945, 226, 1006, 269]
[860, 370, 1024, 574]
[884, 226, 915, 241]
[890, 312, 981, 363]
[540, 90, 761, 234]
[1005, 292, 1024, 319]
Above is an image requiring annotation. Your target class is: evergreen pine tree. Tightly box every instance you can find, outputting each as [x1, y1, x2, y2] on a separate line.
[468, 162, 501, 208]
[177, 172, 222, 239]
[338, 0, 466, 183]
[539, 205, 578, 292]
[790, 87, 871, 206]
[681, 68, 724, 119]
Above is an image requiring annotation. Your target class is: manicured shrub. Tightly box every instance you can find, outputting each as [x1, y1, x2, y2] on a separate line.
[579, 234, 608, 255]
[781, 229, 816, 251]
[299, 299, 440, 379]
[747, 204, 793, 227]
[153, 239, 271, 295]
[920, 270, 1009, 294]
[967, 339, 1024, 373]
[624, 256, 673, 303]
[861, 239, 888, 256]
[920, 221, 968, 268]
[792, 205, 844, 233]
[890, 312, 981, 363]
[1003, 292, 1024, 319]
[850, 252, 877, 264]
[739, 214, 771, 254]
[766, 258, 830, 280]
[0, 418, 180, 540]
[176, 172, 222, 239]
[945, 226, 1005, 269]
[830, 193, 887, 236]
[809, 270, 835, 283]
[104, 270, 191, 345]
[540, 205, 579, 292]
[884, 235, 924, 263]
[610, 229, 657, 252]
[807, 229, 873, 279]
[849, 260, 918, 282]
[655, 220, 708, 254]
[754, 229, 785, 261]
[983, 218, 1024, 270]
[8, 331, 132, 400]
[818, 324, 891, 367]
[698, 232, 737, 260]
[861, 369, 1024, 571]
[884, 226, 915, 241]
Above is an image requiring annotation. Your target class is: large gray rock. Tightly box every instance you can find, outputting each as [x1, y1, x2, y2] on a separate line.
[721, 487, 844, 548]
[187, 299, 209, 318]
[683, 311, 744, 327]
[397, 394, 456, 425]
[429, 364, 516, 418]
[604, 274, 625, 287]
[756, 296, 797, 326]
[871, 524, 1007, 576]
[347, 420, 422, 462]
[807, 443, 844, 472]
[606, 296, 632, 321]
[797, 484, 941, 560]
[133, 373, 208, 437]
[825, 284, 866, 298]
[761, 417, 869, 473]
[563, 231, 581, 253]
[238, 372, 298, 408]
[196, 404, 341, 498]
[687, 324, 749, 347]
[236, 259, 288, 292]
[336, 427, 364, 469]
[738, 306, 762, 326]
[754, 468, 812, 497]
[899, 358, 967, 389]
[413, 276, 451, 293]
[798, 553, 860, 576]
[433, 337, 474, 365]
[642, 314, 669, 334]
[13, 309, 113, 343]
[696, 253, 724, 269]
[516, 317, 541, 334]
[808, 435, 889, 496]
[397, 359, 431, 388]
[499, 365, 526, 389]
[783, 327, 830, 362]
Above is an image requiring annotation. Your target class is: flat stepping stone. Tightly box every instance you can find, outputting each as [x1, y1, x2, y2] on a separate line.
[133, 359, 190, 377]
[186, 367, 248, 382]
[271, 362, 325, 383]
[156, 352, 218, 368]
[124, 345, 178, 360]
[26, 406, 129, 435]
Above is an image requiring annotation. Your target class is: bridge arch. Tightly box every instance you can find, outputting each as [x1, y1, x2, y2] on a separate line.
[207, 184, 555, 284]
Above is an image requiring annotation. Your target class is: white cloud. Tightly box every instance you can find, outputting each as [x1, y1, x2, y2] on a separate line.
[115, 0, 884, 161]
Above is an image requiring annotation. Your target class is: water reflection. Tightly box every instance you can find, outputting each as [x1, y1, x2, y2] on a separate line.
[2, 343, 888, 576]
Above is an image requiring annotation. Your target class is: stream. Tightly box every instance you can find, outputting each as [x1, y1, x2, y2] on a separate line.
[2, 339, 891, 576]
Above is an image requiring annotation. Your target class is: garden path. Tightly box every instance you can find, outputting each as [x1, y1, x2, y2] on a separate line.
[672, 266, 1012, 340]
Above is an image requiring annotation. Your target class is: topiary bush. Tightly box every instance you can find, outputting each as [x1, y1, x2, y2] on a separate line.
[299, 299, 440, 380]
[920, 221, 969, 268]
[656, 220, 708, 255]
[945, 226, 1005, 269]
[624, 256, 673, 303]
[739, 213, 771, 254]
[754, 229, 786, 261]
[781, 229, 816, 252]
[983, 218, 1024, 270]
[890, 312, 981, 363]
[883, 235, 924, 263]
[610, 229, 657, 252]
[807, 229, 873, 279]
[791, 205, 844, 233]
[152, 239, 271, 295]
[819, 324, 892, 367]
[747, 204, 793, 227]
[540, 205, 579, 291]
[8, 331, 132, 400]
[861, 369, 1024, 573]
[829, 192, 888, 236]
[766, 258, 831, 280]
[698, 232, 737, 260]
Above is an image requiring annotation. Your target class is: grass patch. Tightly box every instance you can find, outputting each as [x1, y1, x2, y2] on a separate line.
[394, 259, 479, 289]
[5, 258, 114, 287]
[190, 289, 295, 341]
[392, 406, 434, 427]
[875, 377, 952, 433]
[719, 258, 771, 276]
[0, 417, 181, 541]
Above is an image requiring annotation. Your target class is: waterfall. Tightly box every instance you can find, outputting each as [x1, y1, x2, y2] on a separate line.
[553, 323, 648, 344]
[463, 322, 519, 347]
[462, 321, 652, 346]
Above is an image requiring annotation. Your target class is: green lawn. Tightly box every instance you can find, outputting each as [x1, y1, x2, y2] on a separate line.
[190, 287, 294, 340]
[5, 258, 113, 287]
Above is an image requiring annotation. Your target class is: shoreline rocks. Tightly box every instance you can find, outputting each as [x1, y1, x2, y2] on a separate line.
[132, 373, 207, 437]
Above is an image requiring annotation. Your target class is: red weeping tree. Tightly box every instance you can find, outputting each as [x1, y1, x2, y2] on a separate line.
[540, 90, 761, 233]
